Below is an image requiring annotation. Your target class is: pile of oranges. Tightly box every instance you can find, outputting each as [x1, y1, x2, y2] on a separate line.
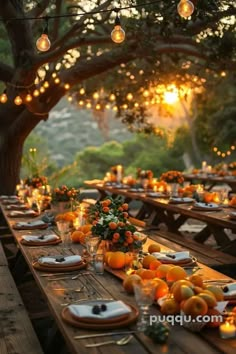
[70, 224, 92, 244]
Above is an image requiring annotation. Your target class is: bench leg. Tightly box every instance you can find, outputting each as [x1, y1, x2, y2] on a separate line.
[45, 323, 68, 354]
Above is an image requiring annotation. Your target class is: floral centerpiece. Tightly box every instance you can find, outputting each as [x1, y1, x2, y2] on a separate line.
[160, 170, 184, 184]
[137, 168, 153, 179]
[52, 185, 79, 202]
[87, 196, 142, 252]
[24, 175, 48, 188]
[51, 185, 80, 212]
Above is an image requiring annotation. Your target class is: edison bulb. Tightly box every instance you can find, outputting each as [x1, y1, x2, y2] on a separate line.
[177, 0, 194, 18]
[111, 25, 125, 44]
[36, 34, 51, 52]
[0, 93, 8, 103]
[25, 94, 32, 102]
[14, 96, 23, 105]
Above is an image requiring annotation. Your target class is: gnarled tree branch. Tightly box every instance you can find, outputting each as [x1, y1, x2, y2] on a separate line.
[27, 0, 51, 18]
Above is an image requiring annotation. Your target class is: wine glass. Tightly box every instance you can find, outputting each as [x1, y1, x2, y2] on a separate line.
[85, 236, 101, 270]
[44, 210, 55, 226]
[56, 220, 71, 250]
[133, 280, 157, 331]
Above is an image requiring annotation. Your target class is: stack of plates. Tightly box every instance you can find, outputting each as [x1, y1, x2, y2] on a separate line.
[152, 251, 197, 266]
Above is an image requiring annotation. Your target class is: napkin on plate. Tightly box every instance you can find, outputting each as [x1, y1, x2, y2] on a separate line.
[193, 202, 220, 209]
[22, 234, 59, 243]
[16, 220, 46, 227]
[152, 251, 190, 262]
[38, 255, 82, 266]
[229, 212, 236, 219]
[68, 300, 131, 320]
[6, 204, 27, 210]
[223, 283, 236, 298]
[169, 197, 194, 204]
[9, 210, 36, 216]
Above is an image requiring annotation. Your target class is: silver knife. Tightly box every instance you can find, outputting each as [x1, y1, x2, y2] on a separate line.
[74, 331, 137, 340]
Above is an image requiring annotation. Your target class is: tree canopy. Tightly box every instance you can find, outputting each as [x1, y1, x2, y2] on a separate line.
[0, 0, 235, 192]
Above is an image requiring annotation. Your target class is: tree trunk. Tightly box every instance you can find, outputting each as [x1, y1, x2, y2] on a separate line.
[0, 135, 23, 194]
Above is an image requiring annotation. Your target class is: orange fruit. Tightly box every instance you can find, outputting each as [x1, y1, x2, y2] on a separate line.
[135, 268, 145, 277]
[71, 231, 84, 243]
[142, 255, 157, 269]
[161, 298, 180, 315]
[155, 264, 173, 279]
[108, 251, 125, 269]
[148, 243, 161, 254]
[188, 275, 204, 287]
[182, 296, 208, 318]
[153, 278, 169, 299]
[166, 266, 187, 282]
[198, 292, 217, 308]
[55, 213, 66, 221]
[173, 284, 195, 302]
[123, 274, 141, 294]
[140, 270, 156, 280]
[170, 279, 193, 293]
[80, 224, 92, 233]
[104, 251, 113, 265]
[149, 260, 162, 270]
[204, 285, 224, 301]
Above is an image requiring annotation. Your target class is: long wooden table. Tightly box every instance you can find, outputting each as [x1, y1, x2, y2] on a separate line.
[1, 201, 236, 354]
[184, 174, 236, 193]
[85, 182, 236, 248]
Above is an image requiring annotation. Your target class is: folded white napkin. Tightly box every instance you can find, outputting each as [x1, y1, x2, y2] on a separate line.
[152, 251, 190, 261]
[3, 199, 20, 204]
[6, 204, 27, 209]
[17, 220, 45, 227]
[169, 197, 194, 203]
[22, 234, 59, 242]
[68, 300, 131, 319]
[10, 210, 36, 216]
[1, 195, 18, 199]
[39, 255, 82, 265]
[194, 202, 219, 209]
[223, 283, 236, 297]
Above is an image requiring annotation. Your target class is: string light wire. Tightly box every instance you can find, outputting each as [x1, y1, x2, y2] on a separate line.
[0, 1, 162, 22]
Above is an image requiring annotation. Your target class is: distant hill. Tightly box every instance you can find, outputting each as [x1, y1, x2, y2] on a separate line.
[34, 98, 132, 166]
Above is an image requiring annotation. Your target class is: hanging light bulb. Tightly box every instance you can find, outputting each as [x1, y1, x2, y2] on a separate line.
[25, 93, 32, 102]
[111, 12, 125, 44]
[64, 83, 70, 90]
[40, 86, 45, 93]
[43, 81, 49, 88]
[36, 17, 51, 52]
[177, 0, 194, 18]
[33, 89, 40, 97]
[0, 92, 8, 103]
[14, 96, 23, 105]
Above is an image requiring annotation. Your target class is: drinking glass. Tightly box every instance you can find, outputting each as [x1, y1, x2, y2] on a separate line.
[56, 220, 71, 249]
[44, 210, 55, 226]
[133, 280, 157, 331]
[85, 236, 101, 270]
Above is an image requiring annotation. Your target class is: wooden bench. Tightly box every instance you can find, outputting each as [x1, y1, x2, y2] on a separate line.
[0, 241, 43, 354]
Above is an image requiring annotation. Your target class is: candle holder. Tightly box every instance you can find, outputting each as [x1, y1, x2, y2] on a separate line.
[219, 320, 236, 339]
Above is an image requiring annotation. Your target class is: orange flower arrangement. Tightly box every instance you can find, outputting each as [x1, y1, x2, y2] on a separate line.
[87, 196, 142, 252]
[51, 185, 79, 202]
[160, 170, 184, 184]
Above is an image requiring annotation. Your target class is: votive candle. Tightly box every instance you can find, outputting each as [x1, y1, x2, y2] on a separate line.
[219, 322, 236, 339]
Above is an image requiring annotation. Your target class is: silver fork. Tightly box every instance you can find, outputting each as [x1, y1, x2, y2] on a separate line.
[85, 335, 133, 347]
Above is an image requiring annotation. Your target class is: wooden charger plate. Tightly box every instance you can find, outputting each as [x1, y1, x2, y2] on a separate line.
[191, 205, 222, 212]
[32, 260, 87, 272]
[61, 301, 138, 329]
[20, 238, 62, 246]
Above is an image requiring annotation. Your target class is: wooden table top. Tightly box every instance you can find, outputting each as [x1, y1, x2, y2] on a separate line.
[1, 200, 236, 354]
[84, 182, 236, 230]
